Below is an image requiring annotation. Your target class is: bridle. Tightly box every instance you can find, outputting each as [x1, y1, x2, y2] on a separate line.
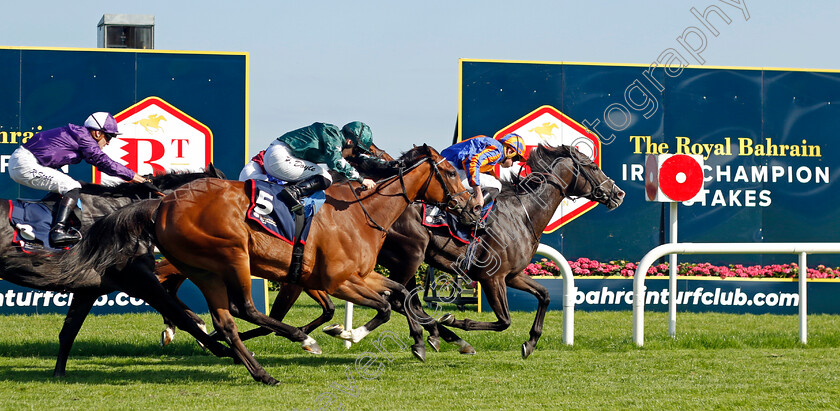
[528, 151, 614, 203]
[347, 151, 470, 232]
[513, 149, 617, 239]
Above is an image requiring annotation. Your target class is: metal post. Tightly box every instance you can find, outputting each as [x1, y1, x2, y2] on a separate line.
[344, 301, 353, 349]
[669, 202, 678, 337]
[799, 252, 807, 344]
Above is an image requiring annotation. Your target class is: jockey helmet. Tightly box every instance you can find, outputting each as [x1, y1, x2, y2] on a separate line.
[84, 112, 122, 141]
[341, 121, 373, 154]
[497, 133, 525, 160]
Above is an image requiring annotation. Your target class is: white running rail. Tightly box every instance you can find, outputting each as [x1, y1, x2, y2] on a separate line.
[633, 242, 840, 346]
[535, 243, 575, 345]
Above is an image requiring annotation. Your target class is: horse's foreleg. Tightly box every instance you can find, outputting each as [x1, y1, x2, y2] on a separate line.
[506, 273, 550, 359]
[324, 274, 390, 344]
[225, 272, 320, 355]
[53, 291, 98, 377]
[378, 277, 427, 362]
[299, 289, 335, 335]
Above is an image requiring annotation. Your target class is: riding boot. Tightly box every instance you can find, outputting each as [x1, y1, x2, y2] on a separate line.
[474, 187, 499, 234]
[49, 188, 82, 247]
[279, 176, 330, 213]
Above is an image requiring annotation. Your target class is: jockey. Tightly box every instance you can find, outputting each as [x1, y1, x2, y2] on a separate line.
[440, 133, 526, 209]
[246, 121, 384, 212]
[8, 112, 149, 246]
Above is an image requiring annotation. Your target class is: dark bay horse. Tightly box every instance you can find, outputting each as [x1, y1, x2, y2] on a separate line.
[65, 145, 477, 385]
[0, 166, 236, 377]
[379, 144, 624, 358]
[261, 144, 624, 358]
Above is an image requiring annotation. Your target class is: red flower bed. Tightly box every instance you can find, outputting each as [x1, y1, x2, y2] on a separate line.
[523, 258, 840, 279]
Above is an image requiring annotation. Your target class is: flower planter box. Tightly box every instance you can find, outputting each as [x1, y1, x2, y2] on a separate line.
[500, 277, 840, 314]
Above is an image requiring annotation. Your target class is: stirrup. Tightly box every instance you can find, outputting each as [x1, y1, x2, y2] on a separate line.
[279, 187, 304, 213]
[49, 226, 82, 247]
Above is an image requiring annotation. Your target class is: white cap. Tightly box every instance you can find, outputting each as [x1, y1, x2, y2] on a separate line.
[83, 112, 121, 135]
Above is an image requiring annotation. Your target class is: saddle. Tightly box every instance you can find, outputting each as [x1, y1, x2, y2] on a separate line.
[8, 198, 81, 252]
[245, 179, 325, 244]
[245, 179, 326, 283]
[421, 200, 494, 244]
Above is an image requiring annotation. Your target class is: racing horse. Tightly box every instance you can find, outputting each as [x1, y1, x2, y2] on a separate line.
[65, 145, 477, 385]
[264, 144, 624, 358]
[0, 166, 236, 377]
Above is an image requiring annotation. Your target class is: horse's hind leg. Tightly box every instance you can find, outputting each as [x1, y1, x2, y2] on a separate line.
[237, 284, 334, 341]
[53, 291, 98, 377]
[189, 273, 280, 385]
[157, 270, 207, 347]
[109, 256, 234, 361]
[438, 276, 512, 333]
[506, 272, 550, 359]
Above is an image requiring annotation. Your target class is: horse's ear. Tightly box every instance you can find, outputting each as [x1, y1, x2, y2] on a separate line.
[205, 163, 226, 179]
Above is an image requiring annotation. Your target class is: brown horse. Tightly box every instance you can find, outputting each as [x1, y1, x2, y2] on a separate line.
[237, 144, 624, 358]
[66, 145, 477, 385]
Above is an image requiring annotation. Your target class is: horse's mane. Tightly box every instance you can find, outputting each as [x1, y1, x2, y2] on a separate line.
[79, 164, 226, 198]
[499, 144, 584, 196]
[333, 145, 431, 183]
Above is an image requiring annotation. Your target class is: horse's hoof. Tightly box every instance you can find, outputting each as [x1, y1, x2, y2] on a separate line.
[160, 328, 174, 347]
[521, 342, 534, 359]
[322, 324, 345, 337]
[458, 343, 476, 355]
[427, 335, 441, 352]
[412, 344, 426, 362]
[302, 336, 322, 355]
[262, 376, 280, 386]
[437, 313, 455, 325]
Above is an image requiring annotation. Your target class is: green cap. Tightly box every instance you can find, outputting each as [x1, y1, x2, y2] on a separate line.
[341, 121, 373, 153]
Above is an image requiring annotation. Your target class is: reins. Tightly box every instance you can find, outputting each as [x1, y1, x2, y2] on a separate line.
[346, 153, 460, 233]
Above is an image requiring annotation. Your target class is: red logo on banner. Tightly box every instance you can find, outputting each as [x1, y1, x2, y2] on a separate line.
[94, 97, 213, 184]
[493, 105, 602, 232]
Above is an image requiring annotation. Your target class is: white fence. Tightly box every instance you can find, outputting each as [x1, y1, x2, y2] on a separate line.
[632, 242, 840, 346]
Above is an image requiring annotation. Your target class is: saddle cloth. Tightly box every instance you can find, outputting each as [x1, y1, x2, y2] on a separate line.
[8, 199, 69, 252]
[421, 200, 494, 244]
[245, 179, 326, 245]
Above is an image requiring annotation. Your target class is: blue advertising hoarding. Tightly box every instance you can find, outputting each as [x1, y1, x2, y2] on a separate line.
[0, 46, 248, 199]
[0, 46, 253, 315]
[459, 59, 840, 266]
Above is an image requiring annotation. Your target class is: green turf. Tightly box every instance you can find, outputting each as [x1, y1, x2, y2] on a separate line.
[1, 296, 840, 410]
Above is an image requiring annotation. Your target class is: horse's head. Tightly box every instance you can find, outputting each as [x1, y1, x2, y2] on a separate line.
[527, 144, 624, 210]
[397, 145, 478, 224]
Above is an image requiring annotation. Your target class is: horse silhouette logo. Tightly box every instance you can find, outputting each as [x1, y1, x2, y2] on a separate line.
[134, 114, 166, 133]
[529, 122, 558, 139]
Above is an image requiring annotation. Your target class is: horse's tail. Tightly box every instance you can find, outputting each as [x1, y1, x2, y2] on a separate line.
[60, 198, 161, 274]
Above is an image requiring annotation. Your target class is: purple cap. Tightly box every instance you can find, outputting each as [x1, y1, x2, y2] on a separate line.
[84, 112, 121, 135]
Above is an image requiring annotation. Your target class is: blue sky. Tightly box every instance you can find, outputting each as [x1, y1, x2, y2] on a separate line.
[2, 0, 839, 156]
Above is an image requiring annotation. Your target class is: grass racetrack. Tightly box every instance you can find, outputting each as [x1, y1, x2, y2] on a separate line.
[2, 294, 840, 410]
